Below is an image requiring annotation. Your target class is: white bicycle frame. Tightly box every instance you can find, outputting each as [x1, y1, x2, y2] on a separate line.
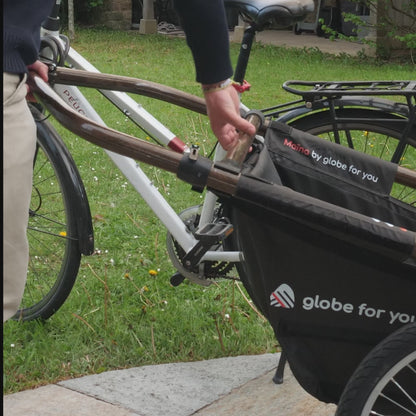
[41, 28, 243, 272]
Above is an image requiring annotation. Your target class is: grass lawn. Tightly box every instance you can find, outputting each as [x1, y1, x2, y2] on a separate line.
[3, 28, 414, 394]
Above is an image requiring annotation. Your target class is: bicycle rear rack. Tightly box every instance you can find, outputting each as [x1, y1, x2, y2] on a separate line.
[264, 80, 416, 165]
[283, 80, 416, 100]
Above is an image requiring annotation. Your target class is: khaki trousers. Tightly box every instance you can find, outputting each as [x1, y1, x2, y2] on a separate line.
[3, 72, 37, 322]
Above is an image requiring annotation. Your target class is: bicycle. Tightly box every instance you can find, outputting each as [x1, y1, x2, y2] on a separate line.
[15, 0, 416, 323]
[16, 0, 415, 412]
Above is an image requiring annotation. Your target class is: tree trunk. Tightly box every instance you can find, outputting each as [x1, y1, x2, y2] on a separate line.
[68, 0, 75, 40]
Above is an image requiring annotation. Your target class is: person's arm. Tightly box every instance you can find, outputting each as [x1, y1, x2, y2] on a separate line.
[173, 0, 232, 84]
[173, 0, 256, 149]
[202, 80, 256, 150]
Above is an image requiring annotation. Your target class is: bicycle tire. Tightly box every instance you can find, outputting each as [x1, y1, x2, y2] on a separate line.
[289, 108, 416, 206]
[335, 322, 416, 416]
[13, 105, 82, 321]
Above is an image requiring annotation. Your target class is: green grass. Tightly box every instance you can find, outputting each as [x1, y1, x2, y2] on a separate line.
[3, 28, 415, 394]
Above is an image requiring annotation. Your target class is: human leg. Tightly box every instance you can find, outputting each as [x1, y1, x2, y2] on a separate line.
[3, 72, 37, 322]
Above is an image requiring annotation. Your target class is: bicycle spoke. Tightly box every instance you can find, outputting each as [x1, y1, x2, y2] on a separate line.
[391, 377, 416, 407]
[378, 390, 416, 416]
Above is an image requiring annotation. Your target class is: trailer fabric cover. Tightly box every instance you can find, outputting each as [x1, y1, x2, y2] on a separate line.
[265, 121, 416, 231]
[224, 127, 416, 404]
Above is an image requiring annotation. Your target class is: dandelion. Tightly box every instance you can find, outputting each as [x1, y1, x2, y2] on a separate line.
[149, 269, 158, 277]
[124, 273, 130, 279]
[59, 231, 67, 237]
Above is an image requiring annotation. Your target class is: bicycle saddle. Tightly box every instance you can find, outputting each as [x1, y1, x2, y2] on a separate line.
[224, 0, 315, 30]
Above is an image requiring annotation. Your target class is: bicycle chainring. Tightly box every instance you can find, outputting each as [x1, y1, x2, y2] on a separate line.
[166, 205, 236, 286]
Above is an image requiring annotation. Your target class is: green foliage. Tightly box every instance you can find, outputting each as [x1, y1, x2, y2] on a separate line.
[59, 0, 105, 26]
[321, 0, 416, 62]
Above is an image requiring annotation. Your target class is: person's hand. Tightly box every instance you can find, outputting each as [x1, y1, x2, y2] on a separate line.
[26, 60, 49, 101]
[202, 81, 256, 150]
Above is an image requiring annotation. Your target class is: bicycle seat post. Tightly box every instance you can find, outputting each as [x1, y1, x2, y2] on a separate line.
[234, 26, 257, 85]
[41, 0, 61, 36]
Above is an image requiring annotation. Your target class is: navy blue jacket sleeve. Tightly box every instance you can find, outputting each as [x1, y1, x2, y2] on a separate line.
[173, 0, 234, 84]
[3, 0, 55, 74]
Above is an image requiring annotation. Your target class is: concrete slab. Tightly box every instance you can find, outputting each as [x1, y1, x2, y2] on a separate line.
[58, 354, 279, 416]
[255, 30, 373, 56]
[4, 354, 337, 416]
[194, 369, 337, 416]
[3, 354, 336, 416]
[3, 384, 136, 416]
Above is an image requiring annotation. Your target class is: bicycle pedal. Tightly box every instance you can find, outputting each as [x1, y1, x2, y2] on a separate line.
[170, 272, 185, 287]
[194, 223, 234, 245]
[181, 223, 234, 271]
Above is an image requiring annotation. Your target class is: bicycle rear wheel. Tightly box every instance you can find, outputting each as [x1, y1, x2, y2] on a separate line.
[290, 108, 416, 206]
[13, 106, 82, 321]
[335, 322, 416, 416]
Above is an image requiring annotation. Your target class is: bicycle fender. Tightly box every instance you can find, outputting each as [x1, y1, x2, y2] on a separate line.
[277, 96, 412, 124]
[33, 108, 94, 255]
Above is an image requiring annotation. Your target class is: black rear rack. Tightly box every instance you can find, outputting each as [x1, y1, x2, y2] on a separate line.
[283, 80, 416, 100]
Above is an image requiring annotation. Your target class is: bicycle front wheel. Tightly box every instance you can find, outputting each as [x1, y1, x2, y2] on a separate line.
[335, 322, 416, 416]
[13, 106, 82, 321]
[290, 108, 416, 206]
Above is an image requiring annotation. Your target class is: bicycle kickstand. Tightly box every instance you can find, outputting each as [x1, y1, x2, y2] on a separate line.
[273, 351, 287, 385]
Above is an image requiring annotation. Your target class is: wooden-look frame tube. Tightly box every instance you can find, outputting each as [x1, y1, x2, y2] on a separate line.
[51, 66, 208, 115]
[28, 74, 239, 195]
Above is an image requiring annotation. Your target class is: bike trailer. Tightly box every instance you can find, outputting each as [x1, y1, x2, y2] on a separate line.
[221, 122, 416, 404]
[31, 73, 416, 404]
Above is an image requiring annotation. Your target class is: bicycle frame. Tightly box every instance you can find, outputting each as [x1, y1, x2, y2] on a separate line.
[40, 29, 243, 276]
